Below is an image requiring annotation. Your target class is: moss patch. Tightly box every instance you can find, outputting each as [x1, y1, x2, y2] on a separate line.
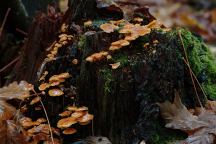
[178, 29, 216, 99]
[99, 68, 114, 95]
[112, 53, 129, 67]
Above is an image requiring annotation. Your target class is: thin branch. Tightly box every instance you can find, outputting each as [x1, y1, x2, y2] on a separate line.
[183, 58, 208, 101]
[178, 31, 203, 108]
[16, 28, 28, 36]
[0, 8, 11, 38]
[0, 56, 20, 73]
[32, 88, 54, 144]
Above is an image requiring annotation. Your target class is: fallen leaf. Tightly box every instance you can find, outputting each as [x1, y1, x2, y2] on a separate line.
[158, 91, 216, 144]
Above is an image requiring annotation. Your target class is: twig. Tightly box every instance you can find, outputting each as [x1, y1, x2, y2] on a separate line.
[183, 58, 208, 101]
[32, 88, 54, 144]
[0, 56, 20, 73]
[178, 31, 203, 108]
[0, 8, 11, 38]
[16, 28, 28, 36]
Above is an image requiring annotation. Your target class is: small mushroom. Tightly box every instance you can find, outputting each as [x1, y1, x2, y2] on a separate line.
[36, 118, 47, 123]
[100, 23, 119, 33]
[59, 110, 72, 117]
[133, 17, 143, 23]
[39, 71, 48, 81]
[84, 20, 93, 27]
[111, 39, 130, 47]
[72, 59, 78, 65]
[30, 96, 41, 105]
[71, 111, 85, 118]
[147, 20, 162, 29]
[48, 89, 64, 97]
[58, 72, 70, 79]
[57, 117, 77, 128]
[109, 62, 121, 69]
[39, 83, 50, 91]
[76, 106, 88, 112]
[67, 106, 78, 111]
[77, 113, 93, 123]
[63, 128, 77, 135]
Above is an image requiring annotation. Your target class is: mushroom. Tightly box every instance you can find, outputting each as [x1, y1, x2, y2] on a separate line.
[57, 117, 77, 128]
[59, 110, 72, 117]
[71, 111, 86, 119]
[39, 83, 50, 91]
[84, 20, 93, 27]
[58, 72, 70, 79]
[86, 51, 109, 62]
[36, 118, 47, 123]
[19, 117, 40, 129]
[48, 89, 64, 97]
[100, 23, 119, 33]
[72, 59, 78, 65]
[77, 113, 94, 123]
[67, 106, 78, 111]
[30, 96, 41, 105]
[111, 39, 130, 47]
[133, 17, 143, 23]
[76, 106, 88, 112]
[63, 128, 77, 135]
[147, 20, 162, 29]
[109, 62, 121, 69]
[39, 71, 48, 81]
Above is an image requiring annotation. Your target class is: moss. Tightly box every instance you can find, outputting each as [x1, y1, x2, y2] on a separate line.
[177, 29, 216, 99]
[78, 35, 87, 50]
[112, 53, 129, 67]
[99, 68, 114, 95]
[150, 121, 187, 144]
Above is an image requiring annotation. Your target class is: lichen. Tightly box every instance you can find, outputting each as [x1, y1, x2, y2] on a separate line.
[178, 29, 216, 99]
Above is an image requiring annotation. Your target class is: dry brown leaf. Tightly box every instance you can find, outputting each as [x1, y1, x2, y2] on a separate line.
[158, 91, 216, 144]
[5, 120, 29, 144]
[0, 81, 32, 100]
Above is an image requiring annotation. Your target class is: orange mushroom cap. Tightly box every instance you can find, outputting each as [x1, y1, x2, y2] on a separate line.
[57, 117, 77, 128]
[48, 89, 64, 97]
[63, 128, 77, 135]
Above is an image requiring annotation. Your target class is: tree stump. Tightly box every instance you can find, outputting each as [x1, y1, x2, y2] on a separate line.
[6, 0, 216, 143]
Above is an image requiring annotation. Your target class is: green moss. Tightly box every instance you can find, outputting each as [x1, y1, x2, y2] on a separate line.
[112, 53, 129, 67]
[150, 122, 186, 144]
[78, 35, 87, 50]
[99, 68, 114, 95]
[177, 29, 216, 99]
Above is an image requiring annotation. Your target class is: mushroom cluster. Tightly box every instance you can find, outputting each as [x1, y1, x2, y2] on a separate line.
[86, 19, 163, 63]
[46, 23, 73, 61]
[38, 72, 70, 97]
[19, 117, 60, 143]
[86, 51, 109, 62]
[57, 106, 94, 135]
